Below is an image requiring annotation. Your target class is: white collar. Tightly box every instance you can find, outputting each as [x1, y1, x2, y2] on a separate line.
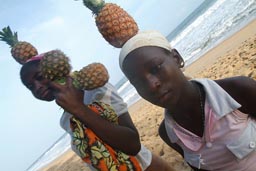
[192, 79, 241, 119]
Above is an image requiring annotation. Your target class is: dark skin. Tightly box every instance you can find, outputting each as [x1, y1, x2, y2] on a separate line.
[21, 62, 141, 155]
[122, 46, 256, 170]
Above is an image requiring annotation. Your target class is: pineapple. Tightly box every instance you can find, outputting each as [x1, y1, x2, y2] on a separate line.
[40, 50, 109, 90]
[80, 0, 139, 48]
[0, 26, 38, 64]
[40, 49, 71, 81]
[76, 62, 109, 90]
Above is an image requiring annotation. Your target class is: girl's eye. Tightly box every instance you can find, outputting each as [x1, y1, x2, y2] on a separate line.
[150, 64, 161, 74]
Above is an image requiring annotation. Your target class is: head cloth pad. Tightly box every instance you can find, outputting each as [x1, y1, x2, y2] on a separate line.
[26, 53, 45, 63]
[119, 30, 172, 71]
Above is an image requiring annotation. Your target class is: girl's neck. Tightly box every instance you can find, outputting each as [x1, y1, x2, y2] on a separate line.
[167, 81, 205, 137]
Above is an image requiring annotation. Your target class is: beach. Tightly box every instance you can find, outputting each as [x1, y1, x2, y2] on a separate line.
[39, 19, 256, 171]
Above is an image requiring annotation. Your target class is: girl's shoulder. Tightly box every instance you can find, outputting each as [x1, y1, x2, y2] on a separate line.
[214, 76, 256, 115]
[214, 76, 255, 96]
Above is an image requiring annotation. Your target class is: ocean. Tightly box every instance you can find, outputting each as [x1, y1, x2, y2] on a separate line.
[27, 0, 256, 170]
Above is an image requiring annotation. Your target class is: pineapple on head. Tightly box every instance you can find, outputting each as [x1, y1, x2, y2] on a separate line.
[78, 0, 139, 48]
[0, 26, 38, 64]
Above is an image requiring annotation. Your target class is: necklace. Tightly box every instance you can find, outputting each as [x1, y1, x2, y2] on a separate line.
[192, 81, 205, 135]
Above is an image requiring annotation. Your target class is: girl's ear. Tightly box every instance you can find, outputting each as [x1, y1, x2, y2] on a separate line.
[171, 49, 184, 68]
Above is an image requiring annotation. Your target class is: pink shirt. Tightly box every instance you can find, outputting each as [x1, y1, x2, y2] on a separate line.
[165, 79, 256, 171]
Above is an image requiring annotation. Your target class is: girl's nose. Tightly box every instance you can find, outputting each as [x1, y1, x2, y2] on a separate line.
[34, 80, 43, 92]
[34, 79, 50, 93]
[146, 75, 161, 91]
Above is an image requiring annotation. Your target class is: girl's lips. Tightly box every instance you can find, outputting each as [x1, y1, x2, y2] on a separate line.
[41, 89, 49, 98]
[159, 90, 171, 104]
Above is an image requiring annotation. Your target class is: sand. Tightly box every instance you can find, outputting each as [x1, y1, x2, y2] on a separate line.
[39, 19, 256, 171]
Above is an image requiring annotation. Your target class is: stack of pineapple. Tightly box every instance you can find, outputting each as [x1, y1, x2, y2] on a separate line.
[40, 49, 109, 90]
[79, 0, 139, 48]
[0, 26, 109, 90]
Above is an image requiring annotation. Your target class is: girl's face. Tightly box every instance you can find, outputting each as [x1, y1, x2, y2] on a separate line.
[122, 46, 185, 108]
[21, 64, 55, 101]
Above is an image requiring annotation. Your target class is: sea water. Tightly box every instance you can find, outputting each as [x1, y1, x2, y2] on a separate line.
[27, 0, 256, 170]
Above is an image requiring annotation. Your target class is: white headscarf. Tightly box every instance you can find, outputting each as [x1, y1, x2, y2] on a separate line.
[119, 30, 172, 71]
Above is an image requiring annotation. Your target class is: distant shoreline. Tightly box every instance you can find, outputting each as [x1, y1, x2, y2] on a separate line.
[166, 0, 217, 41]
[184, 17, 256, 70]
[184, 18, 256, 78]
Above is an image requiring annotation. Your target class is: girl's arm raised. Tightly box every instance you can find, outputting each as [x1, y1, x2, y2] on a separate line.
[50, 77, 141, 155]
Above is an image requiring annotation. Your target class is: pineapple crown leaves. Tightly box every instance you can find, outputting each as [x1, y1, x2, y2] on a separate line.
[0, 26, 19, 48]
[75, 0, 105, 15]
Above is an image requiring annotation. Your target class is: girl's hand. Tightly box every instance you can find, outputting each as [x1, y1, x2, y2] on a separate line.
[49, 77, 85, 115]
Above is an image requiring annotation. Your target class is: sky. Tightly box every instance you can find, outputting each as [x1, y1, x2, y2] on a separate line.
[0, 0, 204, 170]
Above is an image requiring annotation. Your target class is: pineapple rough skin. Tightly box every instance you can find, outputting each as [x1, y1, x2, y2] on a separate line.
[76, 62, 109, 90]
[40, 50, 109, 90]
[95, 3, 139, 48]
[40, 50, 71, 81]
